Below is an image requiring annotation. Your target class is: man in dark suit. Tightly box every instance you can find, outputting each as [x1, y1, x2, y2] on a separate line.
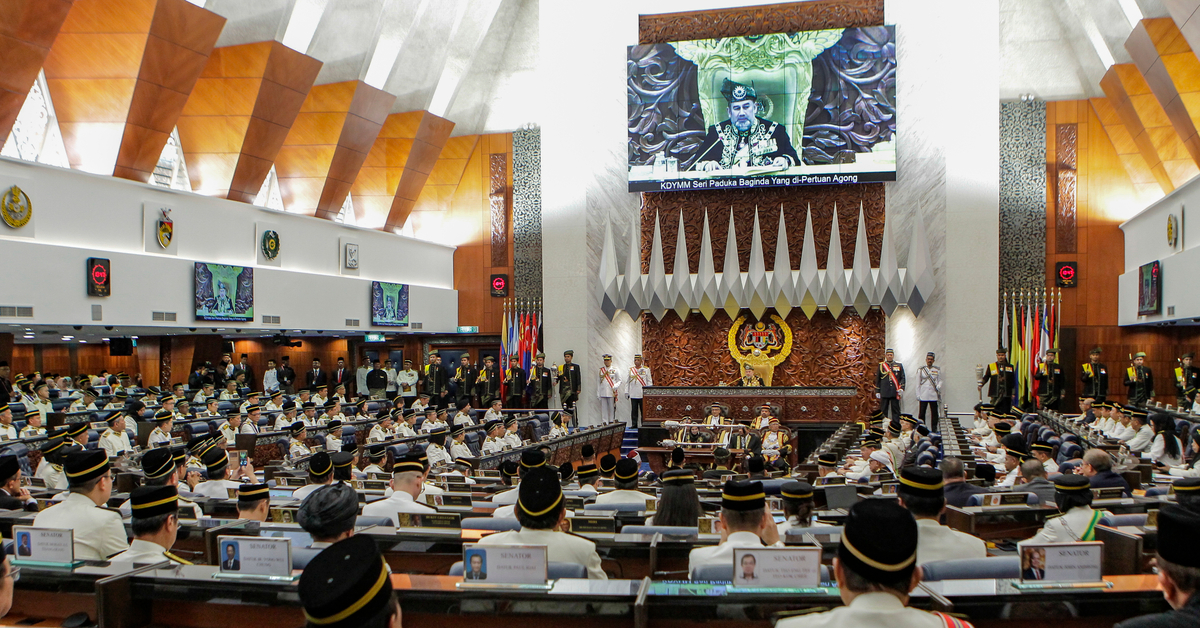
[941, 457, 986, 508]
[464, 553, 486, 580]
[0, 454, 37, 512]
[277, 356, 296, 394]
[307, 359, 327, 389]
[725, 423, 761, 455]
[702, 448, 735, 480]
[1082, 449, 1131, 497]
[332, 357, 349, 389]
[1021, 548, 1045, 580]
[16, 533, 30, 556]
[232, 354, 254, 389]
[187, 363, 207, 392]
[222, 543, 240, 570]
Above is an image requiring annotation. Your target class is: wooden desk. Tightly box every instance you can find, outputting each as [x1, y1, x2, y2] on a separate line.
[639, 447, 748, 475]
[642, 386, 857, 425]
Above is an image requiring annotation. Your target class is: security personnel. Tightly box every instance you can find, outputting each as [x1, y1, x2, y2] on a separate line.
[1125, 351, 1156, 406]
[98, 412, 133, 457]
[476, 465, 607, 579]
[289, 422, 312, 459]
[1175, 353, 1199, 408]
[775, 499, 963, 628]
[896, 466, 986, 564]
[1028, 474, 1110, 543]
[1081, 346, 1108, 402]
[109, 485, 191, 564]
[33, 449, 129, 560]
[875, 348, 905, 421]
[452, 354, 478, 408]
[557, 350, 582, 420]
[148, 409, 173, 448]
[626, 354, 652, 428]
[298, 536, 401, 628]
[504, 356, 527, 409]
[528, 353, 554, 410]
[1034, 348, 1065, 411]
[597, 354, 621, 424]
[421, 353, 448, 409]
[476, 356, 499, 407]
[979, 347, 1016, 414]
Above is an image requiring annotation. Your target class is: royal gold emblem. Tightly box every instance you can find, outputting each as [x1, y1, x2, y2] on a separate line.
[728, 314, 792, 385]
[1, 185, 31, 229]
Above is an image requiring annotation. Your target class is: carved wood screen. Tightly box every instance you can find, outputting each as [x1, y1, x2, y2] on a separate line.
[637, 0, 886, 420]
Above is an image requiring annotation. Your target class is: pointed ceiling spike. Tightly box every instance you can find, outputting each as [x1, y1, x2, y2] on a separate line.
[621, 211, 646, 316]
[797, 204, 819, 319]
[824, 203, 847, 319]
[647, 212, 670, 321]
[599, 216, 621, 321]
[848, 202, 874, 318]
[696, 209, 718, 321]
[669, 210, 695, 307]
[907, 205, 935, 317]
[877, 209, 901, 316]
[719, 206, 743, 320]
[769, 205, 794, 319]
[747, 207, 769, 319]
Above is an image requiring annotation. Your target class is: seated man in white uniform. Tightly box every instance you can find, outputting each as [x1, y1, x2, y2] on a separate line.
[688, 480, 782, 577]
[595, 458, 647, 505]
[288, 422, 312, 460]
[775, 499, 952, 628]
[291, 452, 335, 501]
[477, 465, 607, 579]
[576, 464, 601, 494]
[362, 452, 436, 519]
[1030, 441, 1059, 474]
[109, 485, 191, 564]
[98, 411, 134, 458]
[490, 452, 543, 518]
[895, 466, 986, 564]
[118, 447, 203, 519]
[193, 448, 251, 499]
[32, 449, 129, 560]
[448, 423, 473, 460]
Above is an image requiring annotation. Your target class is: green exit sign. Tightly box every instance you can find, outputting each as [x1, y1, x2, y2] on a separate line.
[457, 326, 479, 334]
[364, 333, 386, 342]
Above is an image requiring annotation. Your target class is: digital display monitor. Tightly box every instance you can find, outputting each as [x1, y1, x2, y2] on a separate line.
[627, 26, 896, 192]
[1137, 260, 1161, 316]
[195, 263, 254, 322]
[371, 281, 409, 327]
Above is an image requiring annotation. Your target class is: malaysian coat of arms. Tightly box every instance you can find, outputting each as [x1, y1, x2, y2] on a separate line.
[728, 314, 793, 385]
[156, 208, 173, 248]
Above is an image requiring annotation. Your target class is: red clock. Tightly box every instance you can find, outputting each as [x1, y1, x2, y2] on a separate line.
[490, 274, 508, 297]
[87, 257, 111, 297]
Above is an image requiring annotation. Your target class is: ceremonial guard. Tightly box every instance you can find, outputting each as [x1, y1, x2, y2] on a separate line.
[421, 353, 449, 409]
[626, 354, 652, 428]
[557, 350, 582, 420]
[453, 354, 477, 408]
[1034, 348, 1065, 411]
[875, 348, 906, 421]
[477, 356, 500, 407]
[1081, 347, 1108, 402]
[1125, 352, 1155, 406]
[980, 347, 1017, 414]
[528, 353, 554, 409]
[598, 354, 621, 424]
[916, 352, 942, 432]
[397, 359, 418, 407]
[504, 356, 526, 409]
[1174, 353, 1198, 408]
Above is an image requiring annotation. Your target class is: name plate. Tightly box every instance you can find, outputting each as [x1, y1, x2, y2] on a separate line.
[1145, 509, 1159, 528]
[24, 476, 46, 489]
[269, 507, 298, 524]
[352, 480, 388, 491]
[90, 421, 108, 430]
[396, 512, 461, 529]
[283, 477, 307, 487]
[980, 493, 1028, 507]
[1018, 542, 1103, 583]
[217, 536, 292, 578]
[12, 526, 74, 565]
[732, 547, 822, 588]
[564, 496, 585, 510]
[369, 472, 391, 481]
[460, 544, 548, 586]
[698, 517, 718, 535]
[814, 476, 845, 486]
[428, 493, 473, 508]
[568, 516, 616, 534]
[880, 483, 899, 495]
[478, 470, 501, 479]
[1092, 487, 1125, 499]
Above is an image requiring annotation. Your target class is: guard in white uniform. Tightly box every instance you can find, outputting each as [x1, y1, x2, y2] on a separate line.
[477, 465, 607, 579]
[895, 466, 986, 564]
[109, 485, 191, 564]
[362, 454, 436, 518]
[688, 480, 781, 576]
[626, 354, 652, 428]
[98, 412, 134, 458]
[32, 450, 129, 560]
[594, 458, 648, 505]
[597, 354, 621, 424]
[1027, 474, 1110, 543]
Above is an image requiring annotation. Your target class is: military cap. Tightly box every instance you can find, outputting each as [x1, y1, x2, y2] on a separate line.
[839, 499, 918, 583]
[633, 354, 642, 359]
[614, 458, 639, 481]
[1156, 505, 1200, 569]
[780, 481, 814, 503]
[661, 469, 694, 485]
[1135, 351, 1147, 358]
[141, 448, 176, 479]
[926, 352, 935, 358]
[722, 479, 765, 512]
[518, 467, 564, 518]
[601, 354, 612, 360]
[536, 353, 546, 359]
[897, 466, 944, 498]
[65, 449, 110, 484]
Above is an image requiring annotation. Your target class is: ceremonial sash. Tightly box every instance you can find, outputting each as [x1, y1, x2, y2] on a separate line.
[1083, 363, 1093, 377]
[989, 363, 999, 376]
[631, 367, 647, 387]
[882, 362, 901, 392]
[601, 368, 616, 392]
[1176, 367, 1185, 386]
[1127, 367, 1138, 381]
[1080, 510, 1102, 542]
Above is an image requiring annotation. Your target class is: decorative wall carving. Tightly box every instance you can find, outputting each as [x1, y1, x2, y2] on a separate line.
[512, 128, 541, 300]
[490, 153, 509, 268]
[642, 308, 884, 419]
[641, 184, 884, 274]
[160, 339, 171, 388]
[998, 101, 1047, 298]
[1055, 124, 1078, 254]
[639, 0, 884, 44]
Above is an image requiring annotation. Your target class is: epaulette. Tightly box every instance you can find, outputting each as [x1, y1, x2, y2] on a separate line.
[99, 506, 123, 514]
[164, 551, 193, 565]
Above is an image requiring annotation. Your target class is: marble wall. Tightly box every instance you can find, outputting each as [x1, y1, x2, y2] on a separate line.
[513, 127, 543, 301]
[998, 101, 1048, 298]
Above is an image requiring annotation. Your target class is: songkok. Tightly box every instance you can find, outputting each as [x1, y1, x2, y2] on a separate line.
[331, 452, 354, 469]
[862, 438, 881, 449]
[65, 449, 110, 484]
[367, 444, 386, 460]
[518, 467, 564, 518]
[203, 448, 229, 475]
[450, 424, 465, 437]
[282, 401, 296, 412]
[722, 480, 765, 512]
[1173, 477, 1200, 493]
[1156, 505, 1200, 569]
[302, 402, 317, 410]
[323, 400, 337, 410]
[154, 409, 173, 422]
[484, 420, 501, 433]
[141, 448, 176, 479]
[559, 463, 575, 482]
[65, 422, 89, 439]
[899, 414, 917, 425]
[327, 419, 342, 430]
[171, 446, 187, 467]
[0, 455, 18, 482]
[289, 421, 307, 436]
[1126, 406, 1149, 420]
[992, 422, 1012, 435]
[308, 452, 333, 477]
[614, 458, 639, 481]
[520, 450, 546, 469]
[297, 483, 359, 534]
[916, 425, 930, 437]
[41, 436, 67, 454]
[599, 454, 618, 474]
[238, 483, 270, 504]
[453, 457, 474, 469]
[897, 466, 944, 498]
[780, 481, 814, 503]
[500, 460, 519, 478]
[661, 469, 694, 486]
[581, 444, 594, 458]
[886, 420, 902, 436]
[393, 453, 424, 474]
[504, 416, 517, 426]
[1053, 473, 1091, 493]
[817, 453, 839, 466]
[838, 499, 918, 584]
[577, 464, 599, 479]
[670, 446, 685, 466]
[1031, 441, 1053, 453]
[747, 455, 765, 474]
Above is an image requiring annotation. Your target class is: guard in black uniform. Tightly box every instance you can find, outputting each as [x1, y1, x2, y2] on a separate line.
[1125, 351, 1155, 406]
[558, 350, 582, 423]
[1034, 348, 1065, 411]
[453, 354, 478, 409]
[477, 356, 499, 407]
[422, 353, 449, 409]
[504, 356, 526, 409]
[980, 347, 1016, 414]
[1080, 346, 1108, 402]
[874, 348, 905, 422]
[1174, 352, 1199, 408]
[528, 353, 553, 410]
[1114, 505, 1200, 628]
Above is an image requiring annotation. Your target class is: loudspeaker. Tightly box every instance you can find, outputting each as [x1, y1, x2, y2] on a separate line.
[109, 338, 133, 356]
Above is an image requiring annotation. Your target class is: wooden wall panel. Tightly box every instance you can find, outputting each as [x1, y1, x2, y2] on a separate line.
[275, 80, 395, 219]
[1126, 18, 1200, 173]
[352, 110, 453, 230]
[639, 0, 882, 43]
[0, 0, 74, 141]
[1090, 97, 1166, 205]
[177, 41, 321, 201]
[1099, 63, 1198, 191]
[380, 111, 454, 232]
